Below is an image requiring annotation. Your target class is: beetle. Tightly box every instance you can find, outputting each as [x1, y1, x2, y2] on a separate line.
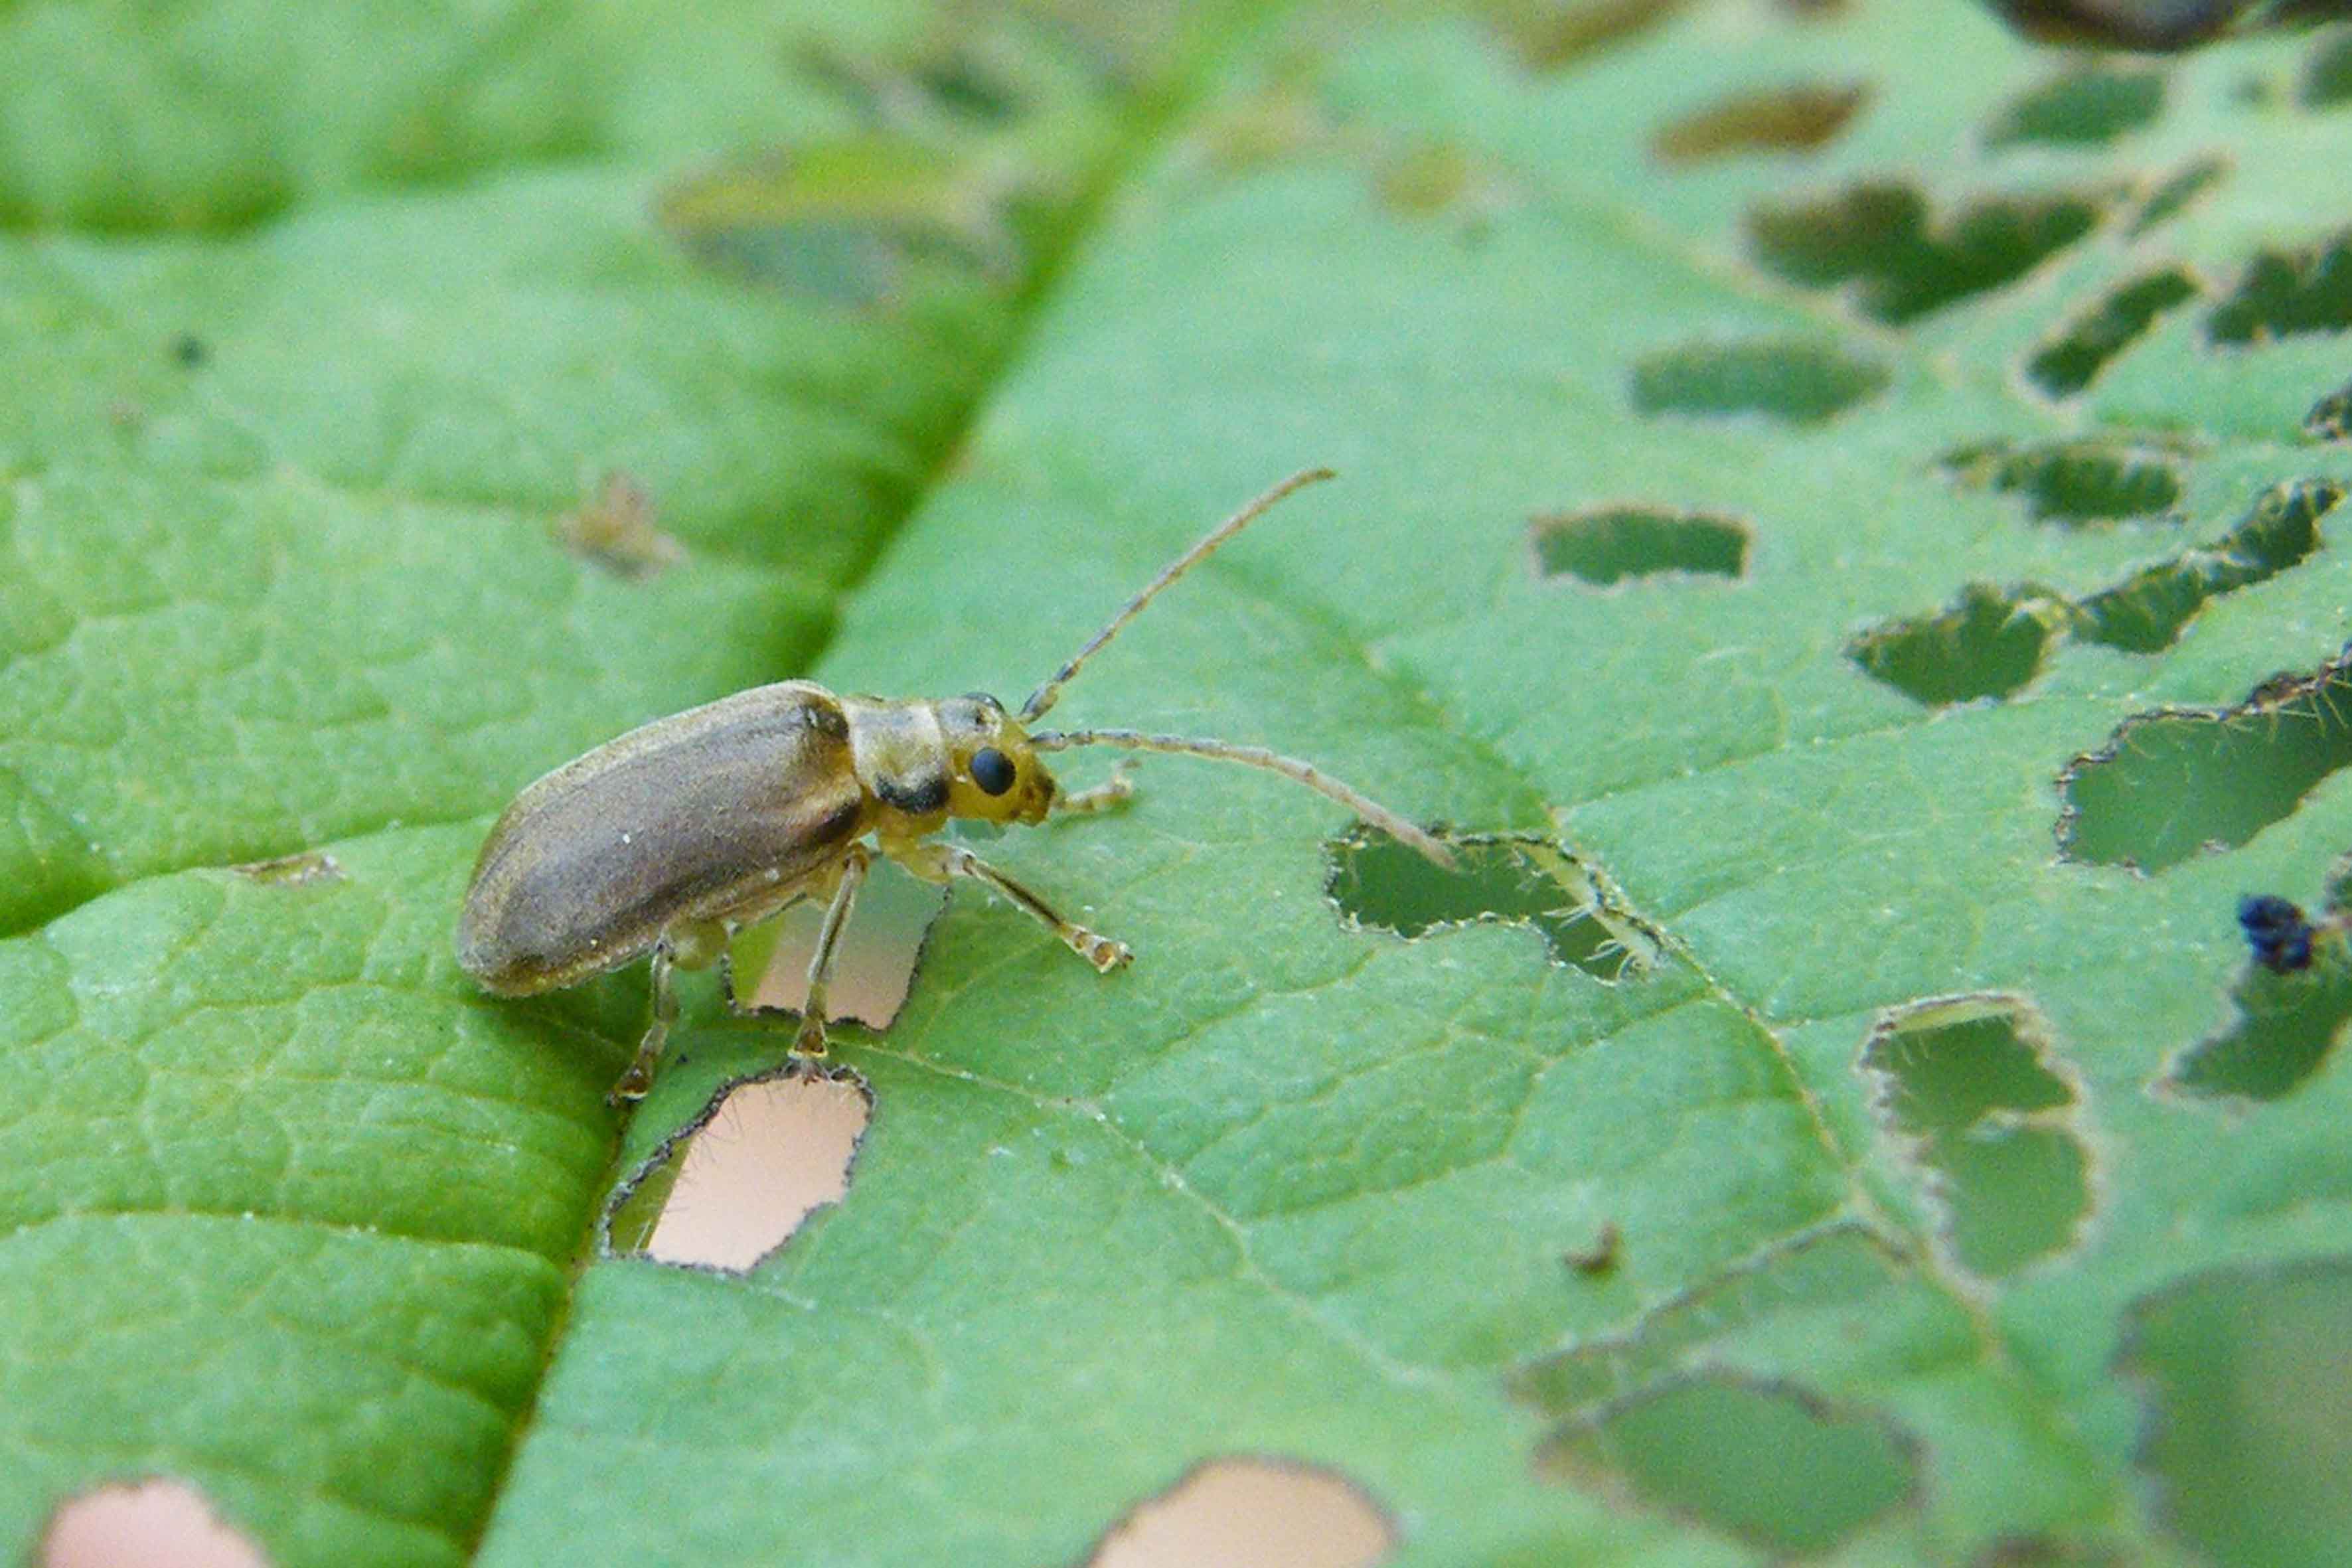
[456, 469, 1453, 1102]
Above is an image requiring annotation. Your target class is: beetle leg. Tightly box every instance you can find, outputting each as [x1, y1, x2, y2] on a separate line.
[791, 843, 870, 1063]
[887, 839, 1133, 973]
[608, 918, 729, 1105]
[1052, 763, 1137, 818]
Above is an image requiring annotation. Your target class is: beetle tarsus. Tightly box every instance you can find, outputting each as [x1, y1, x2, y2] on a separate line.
[1053, 765, 1138, 819]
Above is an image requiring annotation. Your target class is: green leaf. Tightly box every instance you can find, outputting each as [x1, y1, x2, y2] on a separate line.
[7, 2, 2352, 1565]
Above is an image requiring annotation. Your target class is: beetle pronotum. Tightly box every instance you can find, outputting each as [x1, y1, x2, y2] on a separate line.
[457, 469, 1452, 1101]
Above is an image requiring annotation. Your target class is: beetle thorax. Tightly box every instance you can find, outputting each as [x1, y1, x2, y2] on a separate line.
[839, 692, 1056, 830]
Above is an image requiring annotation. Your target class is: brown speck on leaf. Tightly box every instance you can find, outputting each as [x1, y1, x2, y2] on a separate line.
[233, 850, 343, 887]
[558, 471, 685, 580]
[1565, 1220, 1622, 1275]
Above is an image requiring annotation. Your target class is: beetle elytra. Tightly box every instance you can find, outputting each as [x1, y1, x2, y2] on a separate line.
[456, 469, 1452, 1102]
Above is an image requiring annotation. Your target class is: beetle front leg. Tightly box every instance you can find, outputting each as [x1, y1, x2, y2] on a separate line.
[789, 844, 870, 1067]
[1052, 763, 1137, 819]
[888, 840, 1132, 973]
[609, 918, 728, 1105]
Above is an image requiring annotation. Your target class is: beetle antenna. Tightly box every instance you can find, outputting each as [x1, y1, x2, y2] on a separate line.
[1028, 728, 1455, 868]
[1020, 467, 1336, 724]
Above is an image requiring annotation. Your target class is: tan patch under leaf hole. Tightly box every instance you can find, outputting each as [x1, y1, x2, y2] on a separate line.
[42, 1478, 269, 1568]
[1652, 81, 1869, 163]
[556, 471, 683, 580]
[730, 854, 949, 1030]
[230, 851, 341, 886]
[1085, 1457, 1395, 1568]
[1861, 994, 2091, 1279]
[606, 1067, 872, 1272]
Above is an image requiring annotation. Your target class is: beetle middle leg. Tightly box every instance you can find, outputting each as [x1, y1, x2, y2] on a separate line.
[609, 917, 729, 1105]
[788, 842, 870, 1068]
[886, 839, 1132, 973]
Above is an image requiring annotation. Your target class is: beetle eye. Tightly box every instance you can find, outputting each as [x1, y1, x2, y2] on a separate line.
[970, 747, 1016, 797]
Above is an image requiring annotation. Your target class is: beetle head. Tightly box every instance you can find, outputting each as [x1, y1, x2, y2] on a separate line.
[935, 693, 1057, 826]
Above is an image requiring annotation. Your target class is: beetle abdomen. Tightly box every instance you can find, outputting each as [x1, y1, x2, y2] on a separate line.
[457, 682, 867, 994]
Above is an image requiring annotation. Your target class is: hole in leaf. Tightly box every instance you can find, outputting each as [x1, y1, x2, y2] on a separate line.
[2129, 155, 2229, 238]
[2301, 26, 2352, 106]
[1326, 827, 1665, 982]
[2071, 478, 2338, 652]
[2118, 1257, 2352, 1568]
[1861, 996, 2090, 1278]
[2175, 947, 2352, 1100]
[2307, 376, 2352, 439]
[556, 471, 683, 580]
[1987, 65, 2165, 145]
[730, 856, 949, 1030]
[1085, 1457, 1395, 1568]
[1749, 182, 2104, 325]
[2208, 229, 2352, 344]
[1941, 435, 2188, 524]
[2026, 268, 2201, 396]
[41, 1479, 269, 1568]
[605, 1067, 872, 1272]
[658, 139, 1020, 309]
[1527, 505, 1750, 584]
[2059, 648, 2352, 872]
[1484, 0, 1693, 70]
[230, 850, 342, 887]
[1848, 584, 2069, 707]
[1512, 1221, 1907, 1419]
[1978, 0, 2261, 50]
[1629, 337, 1889, 423]
[1652, 81, 1869, 162]
[1537, 1375, 1917, 1556]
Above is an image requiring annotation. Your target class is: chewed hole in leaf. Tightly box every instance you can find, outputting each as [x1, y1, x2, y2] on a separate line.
[1485, 0, 1693, 71]
[1848, 584, 2068, 707]
[2130, 156, 2229, 236]
[2307, 376, 2352, 439]
[1977, 0, 2247, 50]
[1528, 505, 1749, 585]
[2301, 27, 2352, 107]
[2173, 947, 2352, 1101]
[605, 1067, 872, 1272]
[1085, 1458, 1395, 1568]
[1861, 996, 2090, 1279]
[556, 471, 683, 580]
[1651, 81, 1869, 163]
[730, 856, 949, 1030]
[2026, 268, 2200, 397]
[1941, 435, 2187, 524]
[658, 139, 1020, 309]
[2118, 1258, 2352, 1568]
[1986, 64, 2165, 145]
[2059, 652, 2352, 872]
[41, 1478, 269, 1568]
[2071, 478, 2338, 653]
[1326, 826, 1664, 982]
[1749, 181, 2103, 325]
[1629, 337, 1888, 423]
[2208, 229, 2352, 344]
[1537, 1376, 1917, 1557]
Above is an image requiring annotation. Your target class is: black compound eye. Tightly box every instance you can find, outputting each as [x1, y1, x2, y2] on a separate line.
[970, 746, 1016, 797]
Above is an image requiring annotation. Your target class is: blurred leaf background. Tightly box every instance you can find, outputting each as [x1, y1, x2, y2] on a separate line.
[5, 1, 2352, 1564]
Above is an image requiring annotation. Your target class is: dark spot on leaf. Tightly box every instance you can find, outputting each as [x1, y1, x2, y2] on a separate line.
[41, 1478, 269, 1568]
[2309, 376, 2352, 437]
[2209, 228, 2352, 344]
[556, 472, 684, 580]
[1485, 0, 1694, 70]
[1326, 826, 1665, 982]
[1941, 434, 2189, 524]
[1986, 65, 2166, 145]
[1629, 337, 1889, 423]
[1749, 181, 2104, 324]
[1083, 1457, 1395, 1568]
[2118, 1257, 2352, 1567]
[1373, 141, 1509, 218]
[169, 333, 208, 369]
[1536, 1375, 1919, 1556]
[1849, 583, 2069, 706]
[2072, 477, 2338, 652]
[2026, 268, 2201, 396]
[2059, 643, 2352, 871]
[605, 1065, 872, 1272]
[232, 850, 343, 887]
[1564, 1220, 1622, 1275]
[2239, 892, 2319, 973]
[1528, 505, 1749, 585]
[2130, 157, 2230, 236]
[2300, 24, 2352, 105]
[1652, 81, 1869, 163]
[1861, 995, 2090, 1278]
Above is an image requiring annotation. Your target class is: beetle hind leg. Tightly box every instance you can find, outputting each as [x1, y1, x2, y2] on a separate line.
[886, 839, 1133, 973]
[607, 919, 728, 1105]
